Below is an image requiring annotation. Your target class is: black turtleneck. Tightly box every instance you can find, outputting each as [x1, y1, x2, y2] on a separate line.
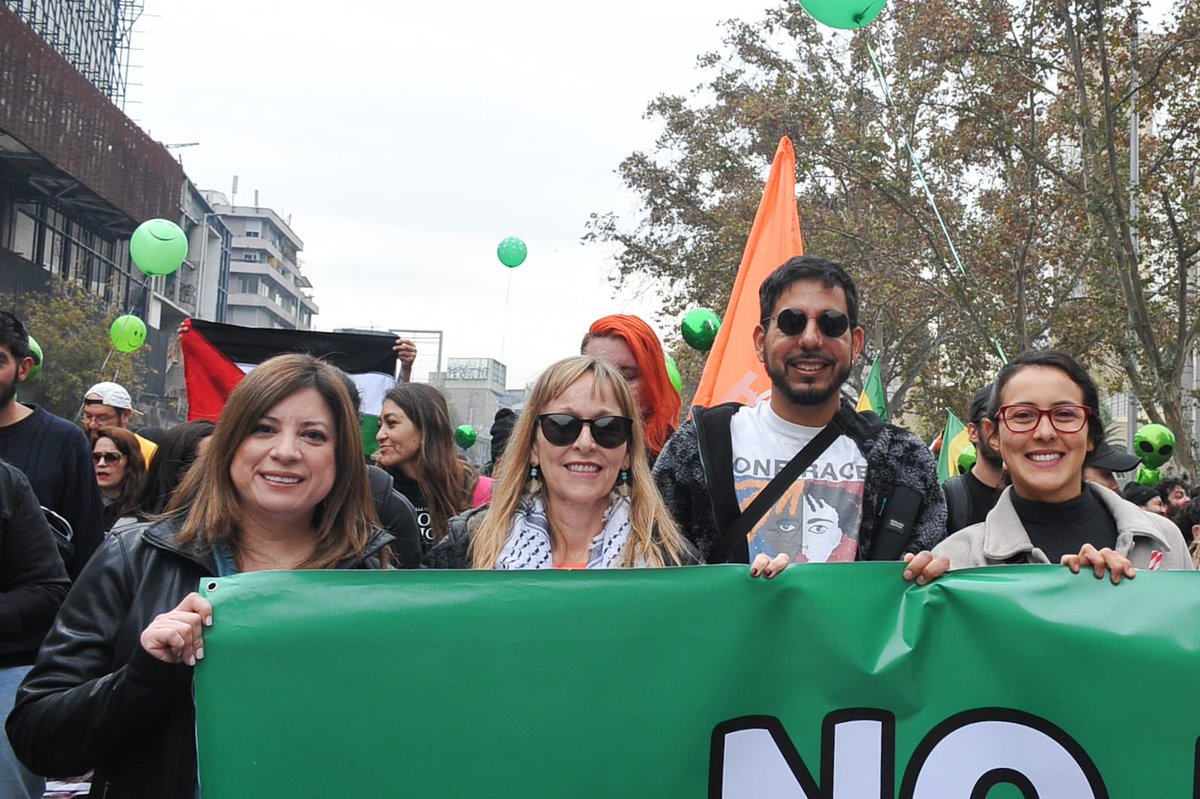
[1010, 483, 1118, 563]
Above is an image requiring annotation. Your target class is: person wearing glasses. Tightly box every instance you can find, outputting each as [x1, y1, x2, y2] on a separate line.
[424, 356, 732, 571]
[90, 426, 147, 533]
[653, 256, 945, 566]
[904, 350, 1194, 584]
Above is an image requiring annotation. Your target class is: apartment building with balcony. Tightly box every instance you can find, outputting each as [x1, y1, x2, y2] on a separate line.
[202, 192, 317, 330]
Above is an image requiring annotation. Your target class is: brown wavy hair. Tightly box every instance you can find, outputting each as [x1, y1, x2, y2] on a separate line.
[379, 382, 476, 543]
[166, 354, 377, 568]
[91, 426, 146, 523]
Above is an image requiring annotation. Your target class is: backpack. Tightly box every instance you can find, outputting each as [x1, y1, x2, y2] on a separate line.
[41, 506, 75, 567]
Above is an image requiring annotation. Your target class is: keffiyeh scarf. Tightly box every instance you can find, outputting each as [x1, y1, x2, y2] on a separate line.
[495, 493, 633, 570]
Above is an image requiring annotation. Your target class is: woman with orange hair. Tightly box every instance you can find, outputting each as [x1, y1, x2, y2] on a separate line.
[582, 314, 680, 458]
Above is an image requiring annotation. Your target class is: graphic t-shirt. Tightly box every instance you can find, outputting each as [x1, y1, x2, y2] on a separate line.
[391, 473, 434, 552]
[730, 402, 868, 563]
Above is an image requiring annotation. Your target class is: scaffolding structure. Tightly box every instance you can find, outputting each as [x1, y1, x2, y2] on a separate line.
[3, 0, 143, 109]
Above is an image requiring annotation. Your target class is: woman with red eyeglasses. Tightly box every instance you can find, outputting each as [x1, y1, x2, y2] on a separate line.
[91, 426, 146, 533]
[904, 350, 1193, 584]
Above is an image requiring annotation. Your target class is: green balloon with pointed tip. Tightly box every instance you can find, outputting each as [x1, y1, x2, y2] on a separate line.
[455, 425, 477, 449]
[26, 336, 42, 380]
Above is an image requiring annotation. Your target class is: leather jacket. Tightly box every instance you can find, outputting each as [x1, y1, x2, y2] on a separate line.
[7, 518, 393, 798]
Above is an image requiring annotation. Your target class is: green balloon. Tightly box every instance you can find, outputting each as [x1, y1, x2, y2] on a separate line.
[110, 315, 147, 353]
[1134, 423, 1175, 469]
[454, 425, 477, 449]
[681, 308, 721, 352]
[130, 218, 188, 277]
[496, 236, 527, 268]
[798, 0, 888, 29]
[957, 443, 977, 475]
[664, 354, 682, 396]
[25, 335, 42, 381]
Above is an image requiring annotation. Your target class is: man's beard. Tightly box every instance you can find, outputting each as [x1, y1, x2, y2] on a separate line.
[0, 377, 17, 411]
[975, 430, 1004, 470]
[765, 353, 852, 407]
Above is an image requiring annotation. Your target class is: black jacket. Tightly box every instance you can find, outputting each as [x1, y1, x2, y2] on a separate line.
[367, 464, 423, 568]
[0, 460, 71, 667]
[652, 400, 947, 563]
[7, 519, 393, 798]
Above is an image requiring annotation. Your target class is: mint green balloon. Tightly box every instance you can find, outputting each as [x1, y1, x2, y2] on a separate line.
[798, 0, 887, 29]
[497, 237, 527, 268]
[681, 308, 721, 352]
[664, 354, 682, 396]
[110, 315, 147, 353]
[26, 336, 42, 380]
[130, 218, 188, 277]
[455, 425, 477, 449]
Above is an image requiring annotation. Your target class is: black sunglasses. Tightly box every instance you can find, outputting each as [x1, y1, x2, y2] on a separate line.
[92, 451, 124, 465]
[762, 308, 852, 338]
[537, 414, 633, 449]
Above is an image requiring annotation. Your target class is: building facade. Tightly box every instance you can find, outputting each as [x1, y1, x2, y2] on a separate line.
[203, 192, 317, 330]
[431, 357, 524, 467]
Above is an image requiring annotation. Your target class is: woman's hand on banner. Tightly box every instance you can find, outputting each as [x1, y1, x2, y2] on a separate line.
[750, 552, 789, 579]
[1061, 544, 1135, 585]
[140, 591, 213, 667]
[903, 551, 949, 585]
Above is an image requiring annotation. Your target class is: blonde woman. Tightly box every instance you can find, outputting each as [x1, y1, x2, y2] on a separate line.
[426, 356, 787, 577]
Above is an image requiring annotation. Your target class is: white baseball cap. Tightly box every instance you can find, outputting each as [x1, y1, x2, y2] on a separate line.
[84, 381, 133, 410]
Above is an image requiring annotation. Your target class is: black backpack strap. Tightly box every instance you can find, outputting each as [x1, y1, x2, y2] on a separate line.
[694, 404, 741, 552]
[942, 476, 971, 535]
[705, 406, 850, 565]
[869, 485, 923, 561]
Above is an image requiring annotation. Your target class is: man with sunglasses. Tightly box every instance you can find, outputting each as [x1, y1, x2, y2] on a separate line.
[0, 312, 104, 581]
[653, 257, 946, 565]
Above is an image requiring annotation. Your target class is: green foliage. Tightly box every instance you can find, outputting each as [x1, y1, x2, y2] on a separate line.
[589, 0, 1200, 472]
[2, 276, 150, 421]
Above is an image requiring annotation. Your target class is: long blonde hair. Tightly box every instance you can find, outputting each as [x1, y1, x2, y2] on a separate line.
[167, 354, 378, 569]
[470, 356, 686, 569]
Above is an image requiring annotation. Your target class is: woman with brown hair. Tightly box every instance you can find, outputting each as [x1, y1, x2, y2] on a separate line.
[91, 426, 146, 532]
[375, 382, 490, 553]
[8, 353, 393, 798]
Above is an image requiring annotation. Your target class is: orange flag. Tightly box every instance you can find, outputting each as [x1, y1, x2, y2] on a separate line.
[691, 137, 804, 408]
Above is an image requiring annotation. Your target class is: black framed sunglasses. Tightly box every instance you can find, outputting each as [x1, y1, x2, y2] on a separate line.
[537, 414, 633, 449]
[92, 451, 124, 465]
[762, 308, 852, 338]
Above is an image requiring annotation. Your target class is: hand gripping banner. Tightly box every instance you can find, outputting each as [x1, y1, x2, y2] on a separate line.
[195, 564, 1200, 797]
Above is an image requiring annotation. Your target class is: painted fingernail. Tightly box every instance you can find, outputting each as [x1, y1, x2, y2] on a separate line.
[195, 648, 204, 661]
[903, 570, 913, 580]
[205, 616, 213, 627]
[916, 575, 926, 585]
[750, 568, 760, 577]
[186, 655, 195, 667]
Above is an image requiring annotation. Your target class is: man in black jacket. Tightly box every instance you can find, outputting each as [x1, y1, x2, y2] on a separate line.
[0, 459, 71, 798]
[653, 256, 945, 564]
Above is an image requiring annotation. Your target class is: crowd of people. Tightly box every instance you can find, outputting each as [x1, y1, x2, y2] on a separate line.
[0, 254, 1195, 797]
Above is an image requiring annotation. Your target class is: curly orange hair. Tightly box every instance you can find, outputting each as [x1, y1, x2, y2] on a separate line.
[584, 315, 681, 455]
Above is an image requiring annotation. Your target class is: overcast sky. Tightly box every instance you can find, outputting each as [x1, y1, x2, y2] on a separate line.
[131, 1, 1173, 389]
[130, 0, 783, 387]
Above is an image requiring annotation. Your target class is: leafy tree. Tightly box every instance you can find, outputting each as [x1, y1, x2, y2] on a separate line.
[589, 0, 1200, 472]
[2, 276, 150, 422]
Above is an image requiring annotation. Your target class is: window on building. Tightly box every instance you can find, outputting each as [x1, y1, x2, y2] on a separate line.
[243, 252, 259, 262]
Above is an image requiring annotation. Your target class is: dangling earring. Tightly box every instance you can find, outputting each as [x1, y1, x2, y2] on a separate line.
[528, 464, 541, 493]
[617, 468, 631, 497]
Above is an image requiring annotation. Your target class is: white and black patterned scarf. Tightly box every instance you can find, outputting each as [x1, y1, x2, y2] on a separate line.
[495, 493, 633, 570]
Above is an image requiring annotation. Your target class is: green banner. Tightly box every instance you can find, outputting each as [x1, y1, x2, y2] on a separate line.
[195, 565, 1200, 797]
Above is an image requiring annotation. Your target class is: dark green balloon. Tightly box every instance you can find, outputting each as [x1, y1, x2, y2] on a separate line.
[798, 0, 887, 29]
[455, 425, 477, 449]
[681, 308, 721, 352]
[110, 315, 147, 353]
[496, 237, 527, 268]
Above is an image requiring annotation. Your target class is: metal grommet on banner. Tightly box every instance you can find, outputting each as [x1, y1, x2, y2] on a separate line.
[205, 580, 219, 592]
